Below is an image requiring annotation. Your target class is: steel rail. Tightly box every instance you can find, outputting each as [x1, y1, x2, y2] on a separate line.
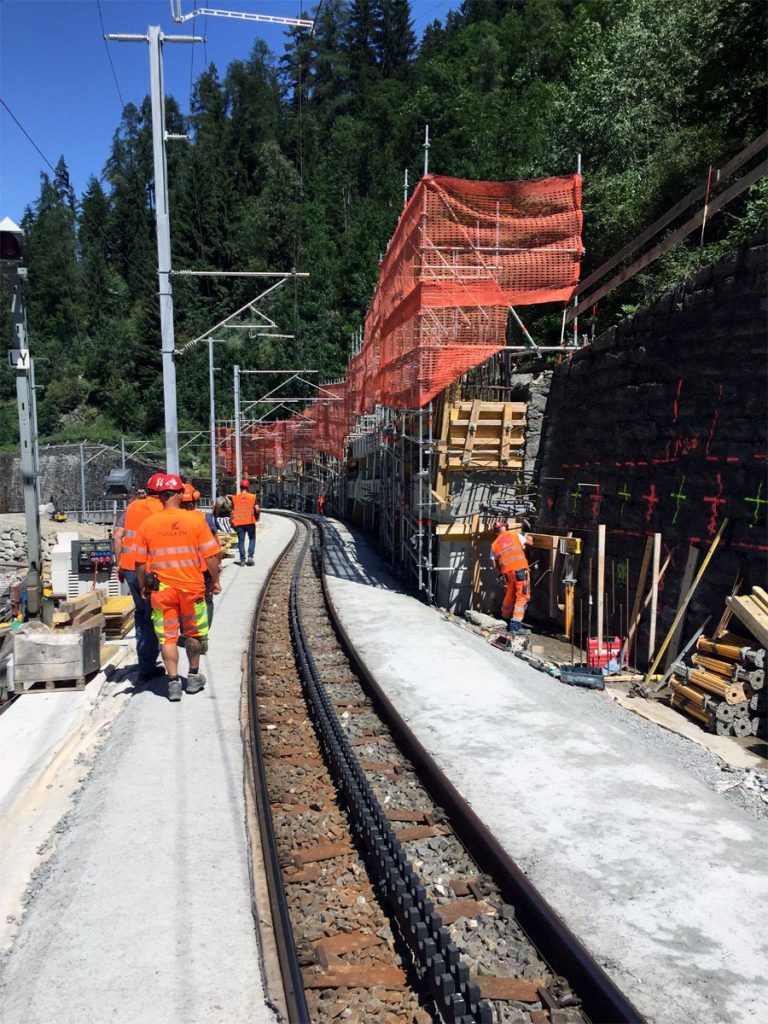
[246, 516, 310, 1024]
[312, 517, 646, 1024]
[286, 514, 492, 1024]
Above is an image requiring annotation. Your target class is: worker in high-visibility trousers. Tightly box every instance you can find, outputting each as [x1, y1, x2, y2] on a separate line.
[112, 473, 165, 683]
[490, 520, 532, 635]
[229, 479, 260, 566]
[134, 474, 221, 702]
[181, 482, 221, 626]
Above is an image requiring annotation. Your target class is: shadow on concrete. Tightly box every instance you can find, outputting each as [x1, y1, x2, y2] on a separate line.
[321, 519, 403, 593]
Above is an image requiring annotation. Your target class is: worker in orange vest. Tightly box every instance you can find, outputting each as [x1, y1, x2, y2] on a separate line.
[229, 479, 260, 566]
[134, 474, 221, 702]
[112, 474, 165, 682]
[181, 482, 221, 625]
[317, 493, 326, 516]
[490, 520, 532, 636]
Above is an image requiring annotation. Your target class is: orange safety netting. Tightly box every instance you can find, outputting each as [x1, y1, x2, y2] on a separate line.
[312, 381, 348, 460]
[217, 172, 582, 469]
[356, 172, 582, 411]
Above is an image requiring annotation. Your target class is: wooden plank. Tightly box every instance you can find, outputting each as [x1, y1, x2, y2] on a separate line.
[726, 596, 768, 648]
[568, 159, 768, 322]
[395, 824, 444, 842]
[473, 977, 547, 1002]
[312, 931, 384, 959]
[470, 513, 482, 612]
[596, 524, 606, 663]
[384, 809, 430, 823]
[620, 536, 654, 667]
[575, 131, 768, 296]
[648, 532, 662, 661]
[302, 965, 407, 989]
[663, 546, 700, 670]
[462, 401, 482, 464]
[437, 898, 495, 925]
[292, 841, 354, 866]
[527, 533, 582, 554]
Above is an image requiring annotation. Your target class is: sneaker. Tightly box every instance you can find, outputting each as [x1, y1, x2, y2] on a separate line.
[246, 558, 254, 566]
[168, 677, 182, 702]
[186, 671, 206, 695]
[508, 625, 532, 636]
[235, 560, 245, 567]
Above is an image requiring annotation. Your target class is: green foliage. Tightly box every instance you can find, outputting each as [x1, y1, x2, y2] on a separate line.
[4, 0, 765, 464]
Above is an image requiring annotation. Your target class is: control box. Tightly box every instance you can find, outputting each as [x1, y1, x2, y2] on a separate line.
[71, 539, 114, 574]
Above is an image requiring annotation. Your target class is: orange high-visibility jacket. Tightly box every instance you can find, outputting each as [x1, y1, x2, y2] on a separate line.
[230, 492, 257, 527]
[491, 530, 528, 575]
[118, 496, 163, 571]
[135, 509, 219, 593]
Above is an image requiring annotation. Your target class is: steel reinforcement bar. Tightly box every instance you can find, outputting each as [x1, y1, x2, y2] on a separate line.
[289, 520, 493, 1024]
[313, 517, 645, 1024]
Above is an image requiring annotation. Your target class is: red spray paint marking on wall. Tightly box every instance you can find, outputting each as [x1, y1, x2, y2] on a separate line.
[703, 473, 726, 537]
[642, 483, 659, 526]
[673, 377, 684, 422]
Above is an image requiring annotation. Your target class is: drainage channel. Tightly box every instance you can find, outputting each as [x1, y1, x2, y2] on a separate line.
[248, 514, 644, 1024]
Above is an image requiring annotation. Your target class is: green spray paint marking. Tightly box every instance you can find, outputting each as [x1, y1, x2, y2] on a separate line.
[745, 481, 766, 529]
[570, 486, 582, 513]
[670, 475, 687, 524]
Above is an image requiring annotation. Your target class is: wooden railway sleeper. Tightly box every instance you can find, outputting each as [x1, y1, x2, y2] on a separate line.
[290, 527, 493, 1024]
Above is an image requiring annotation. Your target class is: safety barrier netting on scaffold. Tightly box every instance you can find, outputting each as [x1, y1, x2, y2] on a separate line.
[218, 171, 582, 469]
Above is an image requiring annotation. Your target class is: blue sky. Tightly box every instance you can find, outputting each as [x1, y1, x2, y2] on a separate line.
[1, 0, 459, 223]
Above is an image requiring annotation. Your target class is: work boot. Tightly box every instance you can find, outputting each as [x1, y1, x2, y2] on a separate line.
[508, 624, 532, 636]
[246, 558, 254, 566]
[186, 671, 206, 695]
[168, 677, 182, 702]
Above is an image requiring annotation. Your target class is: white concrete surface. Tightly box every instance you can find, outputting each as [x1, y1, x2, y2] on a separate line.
[0, 514, 294, 1024]
[322, 519, 768, 1024]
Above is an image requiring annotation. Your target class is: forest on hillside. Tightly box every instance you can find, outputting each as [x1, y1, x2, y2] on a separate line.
[1, 0, 765, 465]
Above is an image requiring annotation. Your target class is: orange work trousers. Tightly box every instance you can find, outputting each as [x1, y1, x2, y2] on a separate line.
[501, 568, 530, 624]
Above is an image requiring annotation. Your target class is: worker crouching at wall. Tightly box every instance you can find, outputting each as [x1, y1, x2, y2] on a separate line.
[490, 520, 532, 636]
[134, 474, 221, 702]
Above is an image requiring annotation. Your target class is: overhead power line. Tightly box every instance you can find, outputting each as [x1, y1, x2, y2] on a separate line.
[96, 0, 126, 110]
[0, 97, 58, 176]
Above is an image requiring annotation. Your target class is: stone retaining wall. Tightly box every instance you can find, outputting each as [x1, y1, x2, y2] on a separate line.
[533, 236, 767, 660]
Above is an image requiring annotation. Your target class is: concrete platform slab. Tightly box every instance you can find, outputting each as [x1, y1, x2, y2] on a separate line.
[322, 518, 768, 1024]
[0, 514, 294, 1024]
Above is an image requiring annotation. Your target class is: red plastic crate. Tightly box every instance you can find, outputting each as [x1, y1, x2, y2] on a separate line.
[587, 636, 627, 668]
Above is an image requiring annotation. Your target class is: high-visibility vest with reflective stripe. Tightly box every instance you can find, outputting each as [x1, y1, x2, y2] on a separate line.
[230, 492, 257, 526]
[119, 496, 163, 571]
[491, 530, 528, 575]
[135, 509, 219, 593]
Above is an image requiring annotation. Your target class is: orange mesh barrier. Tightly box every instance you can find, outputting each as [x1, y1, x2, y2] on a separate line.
[217, 173, 582, 470]
[313, 382, 348, 460]
[363, 172, 582, 410]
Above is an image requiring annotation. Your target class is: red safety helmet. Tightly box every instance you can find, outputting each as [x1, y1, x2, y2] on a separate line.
[154, 473, 184, 493]
[240, 479, 250, 488]
[146, 473, 165, 494]
[492, 519, 507, 533]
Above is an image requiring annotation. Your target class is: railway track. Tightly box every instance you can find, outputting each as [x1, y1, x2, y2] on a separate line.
[247, 514, 644, 1024]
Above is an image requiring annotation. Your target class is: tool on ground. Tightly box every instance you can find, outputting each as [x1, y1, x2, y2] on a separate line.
[644, 518, 729, 687]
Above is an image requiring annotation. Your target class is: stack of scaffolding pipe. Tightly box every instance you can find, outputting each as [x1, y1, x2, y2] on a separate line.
[669, 626, 767, 738]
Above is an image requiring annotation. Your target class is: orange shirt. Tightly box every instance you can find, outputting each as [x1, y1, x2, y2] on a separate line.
[119, 496, 163, 571]
[135, 508, 219, 593]
[230, 492, 257, 526]
[491, 530, 528, 575]
[194, 509, 220, 567]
